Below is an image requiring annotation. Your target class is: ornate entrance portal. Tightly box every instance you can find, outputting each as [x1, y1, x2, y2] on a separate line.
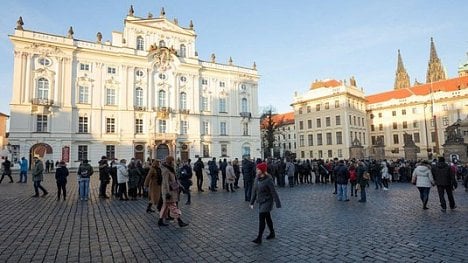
[156, 144, 170, 161]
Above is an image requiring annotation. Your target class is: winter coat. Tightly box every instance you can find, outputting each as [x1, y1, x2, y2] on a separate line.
[285, 161, 295, 177]
[226, 164, 236, 183]
[242, 159, 255, 182]
[381, 163, 391, 179]
[116, 164, 129, 184]
[144, 167, 162, 205]
[55, 166, 69, 184]
[32, 160, 44, 182]
[77, 163, 94, 179]
[334, 163, 349, 184]
[356, 164, 368, 187]
[432, 162, 456, 186]
[250, 174, 281, 213]
[98, 160, 110, 182]
[20, 159, 28, 172]
[179, 164, 193, 189]
[160, 163, 179, 203]
[128, 167, 140, 189]
[412, 164, 434, 188]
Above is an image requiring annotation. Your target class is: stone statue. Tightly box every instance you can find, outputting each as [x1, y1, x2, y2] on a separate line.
[16, 16, 24, 30]
[403, 132, 416, 146]
[211, 53, 216, 63]
[350, 76, 357, 87]
[445, 123, 463, 143]
[96, 32, 102, 43]
[67, 26, 74, 39]
[375, 136, 384, 146]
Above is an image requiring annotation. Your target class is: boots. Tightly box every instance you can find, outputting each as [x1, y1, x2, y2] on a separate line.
[178, 218, 188, 227]
[252, 236, 262, 244]
[146, 203, 155, 213]
[266, 231, 276, 240]
[158, 218, 168, 226]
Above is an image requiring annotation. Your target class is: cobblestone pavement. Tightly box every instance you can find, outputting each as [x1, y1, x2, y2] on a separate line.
[0, 172, 467, 263]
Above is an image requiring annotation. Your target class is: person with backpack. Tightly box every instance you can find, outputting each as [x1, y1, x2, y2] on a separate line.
[193, 157, 204, 192]
[77, 159, 94, 201]
[144, 160, 162, 213]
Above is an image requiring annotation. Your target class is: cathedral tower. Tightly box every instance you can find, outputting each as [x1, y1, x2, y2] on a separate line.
[394, 49, 410, 90]
[426, 37, 446, 83]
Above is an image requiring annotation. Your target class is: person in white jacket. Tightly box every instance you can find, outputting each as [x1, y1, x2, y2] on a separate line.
[412, 160, 435, 210]
[116, 159, 129, 201]
[225, 160, 236, 192]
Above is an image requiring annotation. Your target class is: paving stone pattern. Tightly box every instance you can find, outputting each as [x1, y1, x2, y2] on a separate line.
[0, 172, 467, 262]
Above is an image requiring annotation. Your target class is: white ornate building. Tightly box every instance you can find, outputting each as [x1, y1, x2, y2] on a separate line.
[8, 7, 260, 167]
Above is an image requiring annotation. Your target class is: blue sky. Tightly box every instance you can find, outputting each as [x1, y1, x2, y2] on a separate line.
[1, 0, 467, 115]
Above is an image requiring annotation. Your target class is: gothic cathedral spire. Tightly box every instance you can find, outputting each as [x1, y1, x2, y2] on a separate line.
[426, 37, 446, 83]
[394, 49, 410, 90]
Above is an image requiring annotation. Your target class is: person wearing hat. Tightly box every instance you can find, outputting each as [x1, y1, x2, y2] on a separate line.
[55, 161, 69, 201]
[250, 162, 281, 244]
[32, 156, 48, 197]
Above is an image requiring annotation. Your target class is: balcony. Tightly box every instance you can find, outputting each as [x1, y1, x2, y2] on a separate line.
[155, 107, 171, 119]
[134, 105, 146, 111]
[179, 109, 190, 115]
[31, 98, 54, 106]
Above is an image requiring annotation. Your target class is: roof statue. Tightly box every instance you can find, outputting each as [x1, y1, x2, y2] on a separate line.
[67, 26, 74, 39]
[189, 20, 194, 30]
[211, 53, 216, 63]
[394, 49, 410, 90]
[253, 61, 257, 70]
[148, 12, 153, 18]
[426, 37, 446, 83]
[128, 5, 134, 16]
[96, 32, 102, 43]
[173, 18, 178, 25]
[160, 7, 166, 17]
[228, 57, 233, 65]
[16, 16, 24, 30]
[350, 76, 356, 87]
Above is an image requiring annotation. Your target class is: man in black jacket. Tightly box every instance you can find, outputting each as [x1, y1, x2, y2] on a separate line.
[432, 157, 457, 212]
[98, 156, 110, 199]
[193, 157, 204, 192]
[334, 160, 350, 202]
[242, 157, 255, 201]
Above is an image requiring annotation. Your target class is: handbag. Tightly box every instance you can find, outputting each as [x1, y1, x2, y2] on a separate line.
[169, 180, 179, 191]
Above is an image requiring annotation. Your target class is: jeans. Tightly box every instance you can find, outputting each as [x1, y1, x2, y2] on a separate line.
[20, 171, 28, 183]
[337, 184, 348, 201]
[436, 185, 455, 209]
[244, 179, 253, 201]
[417, 187, 430, 208]
[360, 185, 367, 202]
[210, 174, 217, 191]
[34, 181, 47, 195]
[374, 175, 382, 189]
[79, 178, 90, 200]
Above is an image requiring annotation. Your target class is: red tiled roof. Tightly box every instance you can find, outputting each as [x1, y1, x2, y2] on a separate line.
[310, 79, 341, 90]
[366, 76, 468, 104]
[261, 112, 294, 129]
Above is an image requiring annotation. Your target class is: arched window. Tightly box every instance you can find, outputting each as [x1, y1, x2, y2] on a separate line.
[136, 36, 144, 51]
[135, 87, 143, 106]
[158, 90, 166, 107]
[180, 92, 187, 110]
[37, 78, 49, 99]
[159, 40, 166, 48]
[179, 44, 186, 58]
[241, 98, 248, 112]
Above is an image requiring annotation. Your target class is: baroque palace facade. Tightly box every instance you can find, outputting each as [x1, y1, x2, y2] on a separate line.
[8, 6, 260, 167]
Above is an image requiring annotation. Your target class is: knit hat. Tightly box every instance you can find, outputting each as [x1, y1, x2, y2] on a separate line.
[256, 162, 267, 173]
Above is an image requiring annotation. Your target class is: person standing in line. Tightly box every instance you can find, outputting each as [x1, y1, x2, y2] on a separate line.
[233, 158, 241, 189]
[77, 159, 94, 201]
[98, 156, 110, 199]
[116, 159, 129, 201]
[158, 156, 188, 227]
[432, 157, 457, 212]
[370, 160, 382, 189]
[220, 158, 228, 190]
[55, 161, 69, 201]
[18, 157, 28, 183]
[412, 160, 435, 210]
[0, 157, 13, 184]
[356, 160, 369, 203]
[127, 161, 140, 200]
[225, 160, 236, 192]
[144, 160, 162, 213]
[242, 157, 255, 201]
[193, 157, 204, 192]
[208, 158, 218, 192]
[32, 156, 48, 197]
[334, 160, 350, 202]
[285, 158, 295, 188]
[110, 160, 118, 196]
[250, 162, 281, 244]
[179, 159, 193, 205]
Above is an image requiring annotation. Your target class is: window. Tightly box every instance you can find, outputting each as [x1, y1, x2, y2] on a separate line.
[159, 120, 166, 133]
[201, 97, 209, 111]
[298, 107, 303, 114]
[379, 124, 383, 131]
[301, 151, 305, 158]
[317, 133, 323, 145]
[308, 134, 313, 146]
[221, 144, 228, 157]
[316, 118, 321, 128]
[159, 73, 166, 80]
[325, 117, 331, 127]
[393, 122, 398, 129]
[219, 81, 225, 87]
[337, 149, 343, 158]
[299, 121, 304, 130]
[78, 145, 88, 162]
[158, 90, 166, 107]
[38, 57, 51, 66]
[106, 118, 116, 133]
[106, 145, 115, 160]
[135, 87, 144, 107]
[299, 135, 305, 147]
[136, 69, 144, 77]
[316, 104, 321, 111]
[243, 123, 249, 136]
[136, 36, 144, 51]
[37, 78, 49, 99]
[318, 150, 323, 159]
[180, 121, 188, 135]
[413, 121, 419, 128]
[371, 125, 375, 131]
[443, 117, 449, 126]
[220, 122, 227, 135]
[335, 100, 340, 108]
[202, 79, 208, 85]
[431, 132, 436, 142]
[106, 88, 116, 105]
[371, 136, 376, 145]
[203, 144, 210, 158]
[107, 67, 116, 74]
[442, 104, 448, 111]
[219, 98, 227, 113]
[326, 132, 332, 145]
[392, 111, 396, 116]
[307, 120, 312, 129]
[402, 121, 408, 129]
[307, 106, 311, 113]
[402, 109, 406, 115]
[336, 115, 341, 125]
[328, 150, 333, 158]
[159, 40, 166, 47]
[413, 133, 420, 143]
[180, 92, 187, 110]
[370, 113, 374, 119]
[135, 119, 143, 134]
[202, 121, 209, 135]
[353, 116, 356, 126]
[78, 86, 89, 104]
[80, 63, 90, 71]
[336, 132, 342, 144]
[325, 102, 329, 110]
[412, 107, 418, 114]
[36, 115, 47, 132]
[241, 98, 248, 112]
[240, 84, 247, 90]
[393, 134, 399, 144]
[378, 113, 382, 118]
[179, 44, 186, 58]
[78, 116, 88, 133]
[180, 76, 187, 82]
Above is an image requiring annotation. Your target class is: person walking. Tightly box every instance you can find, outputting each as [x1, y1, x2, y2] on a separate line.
[18, 157, 28, 183]
[0, 157, 13, 184]
[285, 158, 295, 187]
[412, 160, 435, 210]
[110, 160, 118, 196]
[158, 156, 188, 227]
[178, 159, 193, 205]
[55, 161, 69, 201]
[431, 157, 457, 212]
[250, 162, 281, 244]
[98, 156, 110, 199]
[32, 156, 48, 197]
[116, 159, 129, 201]
[144, 160, 162, 213]
[77, 159, 94, 201]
